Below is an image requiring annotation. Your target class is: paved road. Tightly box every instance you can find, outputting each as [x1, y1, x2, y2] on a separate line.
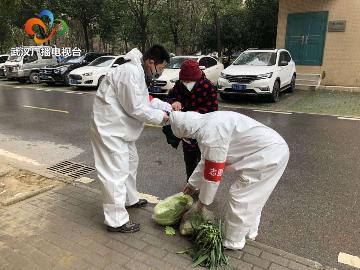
[0, 80, 359, 269]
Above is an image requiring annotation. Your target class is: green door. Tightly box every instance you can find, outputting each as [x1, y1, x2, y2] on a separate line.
[285, 11, 328, 65]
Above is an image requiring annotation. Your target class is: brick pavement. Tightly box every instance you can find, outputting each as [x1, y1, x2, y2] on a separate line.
[0, 181, 336, 270]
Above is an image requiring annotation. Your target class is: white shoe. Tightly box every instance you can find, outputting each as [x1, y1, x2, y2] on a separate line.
[223, 238, 246, 250]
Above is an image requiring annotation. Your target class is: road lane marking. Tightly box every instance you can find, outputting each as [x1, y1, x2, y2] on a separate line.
[253, 109, 293, 115]
[138, 192, 160, 204]
[22, 105, 69, 114]
[337, 117, 360, 121]
[338, 252, 360, 268]
[69, 176, 160, 203]
[0, 149, 43, 166]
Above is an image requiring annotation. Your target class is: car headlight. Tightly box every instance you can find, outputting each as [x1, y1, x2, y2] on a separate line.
[219, 72, 226, 79]
[54, 69, 60, 74]
[257, 72, 273, 79]
[170, 78, 178, 83]
[83, 72, 93, 76]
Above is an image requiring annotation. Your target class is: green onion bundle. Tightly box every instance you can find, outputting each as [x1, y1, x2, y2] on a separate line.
[185, 221, 229, 269]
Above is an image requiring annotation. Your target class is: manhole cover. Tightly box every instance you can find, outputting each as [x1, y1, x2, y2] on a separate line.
[47, 161, 95, 179]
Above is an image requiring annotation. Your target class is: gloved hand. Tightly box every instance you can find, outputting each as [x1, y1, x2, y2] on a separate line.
[162, 124, 181, 149]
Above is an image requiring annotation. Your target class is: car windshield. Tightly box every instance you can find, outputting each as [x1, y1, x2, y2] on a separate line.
[8, 55, 22, 62]
[89, 57, 114, 67]
[233, 52, 277, 66]
[166, 57, 197, 69]
[64, 55, 85, 64]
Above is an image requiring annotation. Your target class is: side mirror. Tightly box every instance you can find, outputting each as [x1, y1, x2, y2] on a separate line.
[279, 60, 288, 66]
[199, 65, 206, 70]
[112, 64, 119, 68]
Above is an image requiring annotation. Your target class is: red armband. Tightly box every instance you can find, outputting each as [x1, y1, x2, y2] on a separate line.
[149, 95, 154, 102]
[204, 160, 225, 182]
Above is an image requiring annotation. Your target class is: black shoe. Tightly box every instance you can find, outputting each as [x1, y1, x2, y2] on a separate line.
[126, 199, 148, 209]
[107, 221, 140, 233]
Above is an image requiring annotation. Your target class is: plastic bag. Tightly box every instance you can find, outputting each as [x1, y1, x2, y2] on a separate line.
[153, 193, 193, 225]
[179, 206, 214, 236]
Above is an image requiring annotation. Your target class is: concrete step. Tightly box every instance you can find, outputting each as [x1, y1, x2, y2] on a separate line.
[295, 73, 321, 90]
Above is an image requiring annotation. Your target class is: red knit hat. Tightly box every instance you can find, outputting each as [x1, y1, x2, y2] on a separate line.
[179, 60, 202, 81]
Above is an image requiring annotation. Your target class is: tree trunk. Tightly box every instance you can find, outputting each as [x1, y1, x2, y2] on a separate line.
[214, 13, 222, 57]
[124, 36, 128, 52]
[172, 30, 182, 55]
[81, 21, 90, 52]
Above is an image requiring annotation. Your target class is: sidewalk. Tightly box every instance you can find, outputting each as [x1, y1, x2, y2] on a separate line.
[220, 89, 360, 118]
[0, 164, 334, 270]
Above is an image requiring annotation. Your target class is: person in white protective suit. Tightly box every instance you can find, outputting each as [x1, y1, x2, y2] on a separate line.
[90, 45, 172, 233]
[170, 111, 289, 249]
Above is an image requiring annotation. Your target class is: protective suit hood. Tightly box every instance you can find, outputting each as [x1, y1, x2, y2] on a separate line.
[124, 48, 143, 66]
[170, 111, 204, 139]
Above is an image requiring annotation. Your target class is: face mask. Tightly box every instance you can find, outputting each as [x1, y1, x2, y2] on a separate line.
[182, 82, 196, 91]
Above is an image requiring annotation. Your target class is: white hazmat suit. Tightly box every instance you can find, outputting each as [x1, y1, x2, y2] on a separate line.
[90, 48, 171, 228]
[170, 111, 289, 249]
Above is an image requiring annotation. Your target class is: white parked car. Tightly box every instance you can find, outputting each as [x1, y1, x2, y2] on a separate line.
[68, 55, 125, 88]
[0, 54, 9, 78]
[218, 49, 296, 102]
[150, 55, 224, 95]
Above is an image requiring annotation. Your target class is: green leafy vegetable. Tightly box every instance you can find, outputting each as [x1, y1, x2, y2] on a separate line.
[164, 226, 176, 236]
[153, 193, 193, 225]
[185, 221, 229, 270]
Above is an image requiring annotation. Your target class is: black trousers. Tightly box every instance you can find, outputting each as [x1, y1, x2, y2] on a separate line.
[183, 144, 201, 181]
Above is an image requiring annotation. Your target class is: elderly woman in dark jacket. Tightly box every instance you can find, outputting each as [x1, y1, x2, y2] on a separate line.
[167, 59, 218, 181]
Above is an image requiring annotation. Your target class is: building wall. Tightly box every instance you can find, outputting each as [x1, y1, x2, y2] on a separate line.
[277, 0, 360, 87]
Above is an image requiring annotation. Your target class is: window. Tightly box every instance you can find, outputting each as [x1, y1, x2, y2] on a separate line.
[89, 56, 115, 67]
[24, 52, 38, 63]
[206, 57, 218, 67]
[42, 54, 53, 59]
[279, 51, 291, 64]
[198, 58, 208, 68]
[233, 51, 277, 66]
[0, 56, 8, 63]
[166, 57, 197, 69]
[114, 57, 126, 65]
[85, 54, 99, 63]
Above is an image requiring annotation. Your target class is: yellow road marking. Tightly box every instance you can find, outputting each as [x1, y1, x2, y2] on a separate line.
[22, 105, 69, 114]
[138, 192, 160, 204]
[75, 177, 94, 184]
[0, 149, 43, 166]
[338, 252, 360, 268]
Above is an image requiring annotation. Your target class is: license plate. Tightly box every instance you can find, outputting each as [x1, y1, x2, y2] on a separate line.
[70, 79, 81, 85]
[149, 86, 161, 93]
[232, 84, 246, 91]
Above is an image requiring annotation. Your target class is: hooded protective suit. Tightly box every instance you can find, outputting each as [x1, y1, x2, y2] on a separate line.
[170, 111, 289, 249]
[90, 48, 169, 228]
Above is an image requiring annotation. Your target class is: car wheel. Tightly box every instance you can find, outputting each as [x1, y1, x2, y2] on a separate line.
[269, 80, 280, 103]
[97, 75, 105, 89]
[288, 74, 296, 93]
[29, 72, 41, 84]
[219, 92, 230, 102]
